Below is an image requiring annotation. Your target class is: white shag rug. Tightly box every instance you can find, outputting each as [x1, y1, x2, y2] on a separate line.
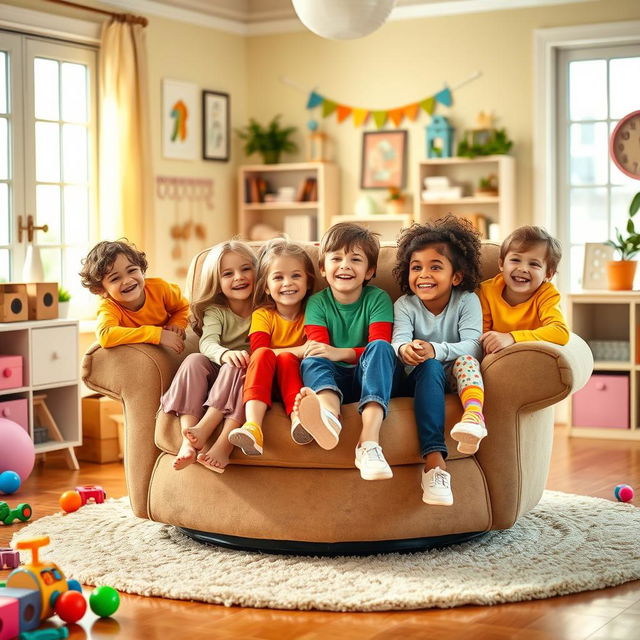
[11, 491, 640, 612]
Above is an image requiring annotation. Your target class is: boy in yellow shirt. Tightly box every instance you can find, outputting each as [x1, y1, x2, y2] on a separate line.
[80, 239, 190, 352]
[479, 226, 569, 354]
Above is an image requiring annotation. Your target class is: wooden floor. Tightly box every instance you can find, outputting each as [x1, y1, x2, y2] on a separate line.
[1, 426, 639, 640]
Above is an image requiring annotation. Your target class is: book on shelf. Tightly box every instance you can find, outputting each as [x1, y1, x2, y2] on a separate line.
[459, 213, 489, 239]
[245, 176, 270, 203]
[296, 177, 318, 202]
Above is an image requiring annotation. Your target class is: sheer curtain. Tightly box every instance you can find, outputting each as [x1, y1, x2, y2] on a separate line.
[98, 18, 151, 247]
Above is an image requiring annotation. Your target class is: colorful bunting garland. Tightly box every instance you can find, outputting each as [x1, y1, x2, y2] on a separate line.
[306, 86, 452, 129]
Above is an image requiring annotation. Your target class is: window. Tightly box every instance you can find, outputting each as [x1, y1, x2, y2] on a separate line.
[557, 45, 640, 291]
[0, 31, 97, 315]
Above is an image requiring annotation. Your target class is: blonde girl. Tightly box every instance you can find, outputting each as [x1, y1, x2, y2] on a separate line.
[161, 240, 256, 473]
[225, 238, 315, 458]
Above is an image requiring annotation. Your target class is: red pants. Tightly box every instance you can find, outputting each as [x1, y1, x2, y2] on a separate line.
[243, 347, 302, 416]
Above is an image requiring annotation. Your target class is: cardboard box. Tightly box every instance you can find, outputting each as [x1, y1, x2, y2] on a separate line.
[76, 436, 121, 464]
[0, 284, 28, 322]
[82, 394, 122, 440]
[26, 282, 58, 320]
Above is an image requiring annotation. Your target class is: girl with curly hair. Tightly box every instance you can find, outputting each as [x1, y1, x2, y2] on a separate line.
[391, 215, 485, 507]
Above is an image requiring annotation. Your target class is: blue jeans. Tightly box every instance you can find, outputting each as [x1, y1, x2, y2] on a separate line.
[396, 359, 448, 459]
[300, 340, 396, 417]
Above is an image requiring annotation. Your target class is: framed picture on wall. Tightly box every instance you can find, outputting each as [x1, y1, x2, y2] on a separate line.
[162, 79, 198, 160]
[360, 130, 407, 189]
[202, 90, 230, 162]
[582, 242, 615, 289]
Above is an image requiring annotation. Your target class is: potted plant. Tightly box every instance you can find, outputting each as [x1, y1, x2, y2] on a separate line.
[385, 187, 406, 214]
[605, 191, 640, 290]
[235, 115, 298, 164]
[58, 286, 71, 318]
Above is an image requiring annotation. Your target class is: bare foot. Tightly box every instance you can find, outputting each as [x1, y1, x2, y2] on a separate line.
[183, 419, 218, 450]
[197, 437, 234, 474]
[173, 438, 196, 470]
[292, 386, 314, 421]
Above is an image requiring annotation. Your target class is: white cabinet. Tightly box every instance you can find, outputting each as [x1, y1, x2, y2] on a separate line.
[238, 162, 340, 241]
[415, 155, 515, 239]
[0, 318, 80, 467]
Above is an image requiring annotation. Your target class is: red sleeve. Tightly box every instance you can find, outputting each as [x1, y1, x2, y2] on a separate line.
[249, 331, 271, 352]
[305, 324, 330, 344]
[353, 321, 393, 361]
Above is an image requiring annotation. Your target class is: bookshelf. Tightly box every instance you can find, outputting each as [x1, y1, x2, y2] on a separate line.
[330, 213, 413, 242]
[238, 162, 340, 241]
[415, 155, 515, 240]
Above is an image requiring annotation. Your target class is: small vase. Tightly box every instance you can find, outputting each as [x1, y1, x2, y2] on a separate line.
[606, 260, 637, 290]
[261, 150, 281, 164]
[58, 301, 70, 318]
[22, 243, 44, 282]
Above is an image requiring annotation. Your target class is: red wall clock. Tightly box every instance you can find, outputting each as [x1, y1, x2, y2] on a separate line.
[610, 110, 640, 180]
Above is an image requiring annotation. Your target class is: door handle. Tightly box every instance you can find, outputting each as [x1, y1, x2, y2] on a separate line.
[18, 215, 48, 243]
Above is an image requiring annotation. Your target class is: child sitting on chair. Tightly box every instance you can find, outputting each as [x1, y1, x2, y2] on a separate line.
[479, 226, 569, 355]
[80, 239, 189, 353]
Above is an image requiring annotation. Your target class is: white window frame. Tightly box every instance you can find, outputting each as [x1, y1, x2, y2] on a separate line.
[533, 20, 640, 294]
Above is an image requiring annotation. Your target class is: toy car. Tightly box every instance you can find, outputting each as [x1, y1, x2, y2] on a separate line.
[75, 485, 106, 505]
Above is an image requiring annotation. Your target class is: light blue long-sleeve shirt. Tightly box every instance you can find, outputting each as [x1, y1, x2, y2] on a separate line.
[391, 290, 482, 370]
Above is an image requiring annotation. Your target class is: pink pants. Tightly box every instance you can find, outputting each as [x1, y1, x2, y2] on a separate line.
[161, 353, 246, 424]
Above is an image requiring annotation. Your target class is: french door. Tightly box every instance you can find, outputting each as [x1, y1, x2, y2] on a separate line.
[0, 30, 97, 310]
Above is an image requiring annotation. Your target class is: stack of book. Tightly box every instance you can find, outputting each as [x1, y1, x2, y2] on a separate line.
[421, 176, 462, 201]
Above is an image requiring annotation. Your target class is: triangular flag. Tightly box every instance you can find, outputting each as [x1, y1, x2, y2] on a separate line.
[352, 108, 369, 127]
[306, 91, 323, 109]
[322, 99, 337, 117]
[434, 87, 452, 107]
[372, 110, 388, 129]
[336, 105, 352, 123]
[404, 103, 419, 121]
[419, 97, 435, 115]
[388, 108, 404, 127]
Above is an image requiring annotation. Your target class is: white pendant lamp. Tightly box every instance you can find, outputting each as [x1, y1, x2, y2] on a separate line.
[291, 0, 397, 40]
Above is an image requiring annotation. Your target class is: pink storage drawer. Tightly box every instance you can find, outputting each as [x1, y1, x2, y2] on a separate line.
[572, 373, 629, 429]
[0, 355, 22, 390]
[0, 398, 28, 432]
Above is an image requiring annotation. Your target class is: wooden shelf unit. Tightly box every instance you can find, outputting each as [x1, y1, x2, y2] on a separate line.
[238, 162, 340, 241]
[0, 318, 80, 465]
[415, 155, 515, 239]
[568, 291, 640, 441]
[329, 213, 413, 243]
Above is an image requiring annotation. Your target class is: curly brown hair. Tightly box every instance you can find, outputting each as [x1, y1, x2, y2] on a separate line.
[79, 239, 148, 295]
[393, 216, 482, 294]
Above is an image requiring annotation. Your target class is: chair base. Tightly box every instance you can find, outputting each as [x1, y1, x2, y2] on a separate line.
[178, 527, 488, 556]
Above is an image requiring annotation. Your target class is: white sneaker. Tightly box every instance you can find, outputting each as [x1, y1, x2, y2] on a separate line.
[421, 467, 453, 506]
[354, 441, 393, 481]
[450, 418, 487, 455]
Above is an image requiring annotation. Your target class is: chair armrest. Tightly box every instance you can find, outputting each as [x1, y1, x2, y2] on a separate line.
[477, 333, 592, 529]
[81, 332, 199, 518]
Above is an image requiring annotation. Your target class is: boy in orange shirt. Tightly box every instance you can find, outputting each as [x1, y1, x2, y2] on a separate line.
[479, 226, 569, 354]
[80, 240, 189, 353]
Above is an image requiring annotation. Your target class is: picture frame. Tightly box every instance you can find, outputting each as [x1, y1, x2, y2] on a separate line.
[162, 79, 198, 160]
[360, 130, 407, 189]
[582, 242, 615, 289]
[202, 90, 230, 162]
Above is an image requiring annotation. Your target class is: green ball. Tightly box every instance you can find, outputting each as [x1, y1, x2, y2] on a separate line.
[89, 585, 120, 617]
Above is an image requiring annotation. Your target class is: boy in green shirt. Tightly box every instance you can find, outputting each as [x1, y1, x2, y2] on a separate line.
[297, 223, 396, 480]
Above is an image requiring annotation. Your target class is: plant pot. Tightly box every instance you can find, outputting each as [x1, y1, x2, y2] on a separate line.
[386, 199, 405, 215]
[261, 150, 281, 164]
[58, 301, 70, 318]
[606, 260, 637, 290]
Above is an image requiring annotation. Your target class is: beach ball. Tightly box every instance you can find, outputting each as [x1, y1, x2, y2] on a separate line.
[0, 418, 35, 482]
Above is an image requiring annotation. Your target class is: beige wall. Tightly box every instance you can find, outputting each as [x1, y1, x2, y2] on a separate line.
[246, 0, 640, 228]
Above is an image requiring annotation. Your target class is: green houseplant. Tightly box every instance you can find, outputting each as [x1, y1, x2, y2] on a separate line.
[605, 191, 640, 290]
[235, 115, 298, 164]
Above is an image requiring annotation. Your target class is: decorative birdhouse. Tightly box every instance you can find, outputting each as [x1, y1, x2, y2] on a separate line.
[426, 116, 454, 158]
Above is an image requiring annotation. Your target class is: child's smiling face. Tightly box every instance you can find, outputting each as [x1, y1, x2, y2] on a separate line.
[219, 250, 255, 303]
[408, 245, 461, 315]
[500, 243, 550, 305]
[321, 244, 374, 304]
[265, 255, 308, 314]
[100, 252, 146, 310]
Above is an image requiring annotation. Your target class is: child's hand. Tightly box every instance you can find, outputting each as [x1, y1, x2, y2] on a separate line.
[399, 340, 434, 366]
[303, 341, 350, 362]
[481, 331, 515, 354]
[165, 324, 186, 340]
[160, 329, 185, 353]
[221, 349, 250, 368]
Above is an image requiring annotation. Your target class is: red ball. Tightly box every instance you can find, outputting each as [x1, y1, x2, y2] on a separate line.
[59, 490, 82, 513]
[55, 590, 87, 623]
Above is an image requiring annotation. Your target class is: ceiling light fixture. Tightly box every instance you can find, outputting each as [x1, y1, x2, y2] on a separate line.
[291, 0, 397, 40]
